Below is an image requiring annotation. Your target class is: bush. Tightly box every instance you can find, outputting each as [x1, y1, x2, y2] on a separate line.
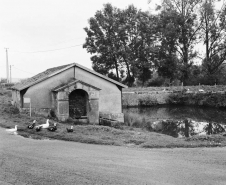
[147, 76, 165, 87]
[3, 105, 19, 114]
[138, 95, 158, 106]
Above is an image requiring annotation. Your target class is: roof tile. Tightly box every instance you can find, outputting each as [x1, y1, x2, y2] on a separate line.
[12, 64, 73, 90]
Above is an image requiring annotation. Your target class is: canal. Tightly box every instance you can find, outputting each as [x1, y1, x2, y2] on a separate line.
[123, 105, 226, 137]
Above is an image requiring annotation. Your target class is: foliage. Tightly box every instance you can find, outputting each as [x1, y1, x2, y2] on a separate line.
[156, 0, 202, 84]
[84, 3, 157, 86]
[199, 0, 226, 77]
[3, 104, 20, 114]
[138, 95, 158, 106]
[147, 76, 165, 87]
[154, 8, 180, 82]
[168, 91, 226, 108]
[83, 4, 121, 81]
[83, 1, 226, 87]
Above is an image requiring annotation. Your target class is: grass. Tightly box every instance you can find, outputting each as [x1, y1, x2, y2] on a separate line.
[123, 85, 226, 93]
[1, 88, 226, 148]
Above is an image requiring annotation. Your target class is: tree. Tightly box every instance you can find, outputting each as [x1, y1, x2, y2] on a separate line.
[199, 0, 226, 78]
[84, 4, 157, 86]
[157, 0, 203, 85]
[83, 4, 122, 81]
[118, 8, 157, 86]
[154, 9, 180, 83]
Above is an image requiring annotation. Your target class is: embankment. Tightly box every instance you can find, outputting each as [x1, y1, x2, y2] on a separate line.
[122, 91, 171, 107]
[122, 85, 226, 108]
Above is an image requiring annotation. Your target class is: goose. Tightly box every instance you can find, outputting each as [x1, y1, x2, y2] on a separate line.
[36, 119, 49, 129]
[199, 89, 205, 93]
[6, 125, 17, 132]
[36, 125, 42, 132]
[67, 126, 73, 132]
[27, 120, 36, 129]
[48, 123, 57, 132]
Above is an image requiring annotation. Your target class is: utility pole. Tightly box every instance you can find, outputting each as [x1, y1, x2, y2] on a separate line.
[5, 48, 9, 83]
[10, 65, 13, 83]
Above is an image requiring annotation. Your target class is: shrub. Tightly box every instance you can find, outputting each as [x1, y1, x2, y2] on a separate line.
[3, 105, 19, 114]
[138, 95, 158, 106]
[124, 112, 143, 127]
[147, 76, 165, 87]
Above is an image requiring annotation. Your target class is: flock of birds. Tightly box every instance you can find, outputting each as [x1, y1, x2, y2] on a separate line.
[5, 119, 74, 134]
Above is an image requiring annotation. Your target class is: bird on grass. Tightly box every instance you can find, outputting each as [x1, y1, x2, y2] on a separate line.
[48, 123, 57, 132]
[66, 126, 73, 132]
[36, 119, 49, 129]
[27, 120, 36, 129]
[35, 125, 42, 132]
[6, 125, 17, 132]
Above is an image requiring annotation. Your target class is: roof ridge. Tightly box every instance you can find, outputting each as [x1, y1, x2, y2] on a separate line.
[12, 62, 127, 91]
[12, 63, 74, 90]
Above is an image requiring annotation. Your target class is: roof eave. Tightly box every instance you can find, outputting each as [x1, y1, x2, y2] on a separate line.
[13, 64, 76, 91]
[53, 80, 101, 92]
[12, 62, 127, 91]
[74, 63, 128, 88]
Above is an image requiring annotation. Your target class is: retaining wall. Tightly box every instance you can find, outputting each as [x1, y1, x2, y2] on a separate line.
[122, 88, 226, 108]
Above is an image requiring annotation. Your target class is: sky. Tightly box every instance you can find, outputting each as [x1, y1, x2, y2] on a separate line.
[0, 0, 156, 81]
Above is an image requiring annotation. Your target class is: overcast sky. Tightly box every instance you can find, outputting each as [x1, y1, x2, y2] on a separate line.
[0, 0, 156, 80]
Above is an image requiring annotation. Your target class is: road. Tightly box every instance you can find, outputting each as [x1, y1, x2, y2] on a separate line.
[0, 128, 226, 185]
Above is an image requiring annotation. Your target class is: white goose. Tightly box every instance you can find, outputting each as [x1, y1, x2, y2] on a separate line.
[36, 119, 50, 129]
[6, 125, 18, 132]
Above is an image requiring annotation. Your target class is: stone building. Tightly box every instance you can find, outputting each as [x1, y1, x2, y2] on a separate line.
[11, 63, 127, 124]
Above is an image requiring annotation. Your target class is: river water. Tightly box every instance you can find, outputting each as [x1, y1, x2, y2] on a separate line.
[123, 105, 226, 137]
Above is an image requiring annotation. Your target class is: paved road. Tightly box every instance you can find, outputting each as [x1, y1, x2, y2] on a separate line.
[0, 128, 226, 185]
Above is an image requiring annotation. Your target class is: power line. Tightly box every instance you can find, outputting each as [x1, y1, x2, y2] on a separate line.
[12, 66, 35, 75]
[10, 44, 83, 53]
[47, 37, 85, 46]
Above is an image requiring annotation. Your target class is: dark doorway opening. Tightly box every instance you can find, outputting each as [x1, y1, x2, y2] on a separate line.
[69, 89, 88, 119]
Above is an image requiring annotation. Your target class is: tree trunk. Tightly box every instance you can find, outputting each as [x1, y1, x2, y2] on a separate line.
[113, 55, 119, 81]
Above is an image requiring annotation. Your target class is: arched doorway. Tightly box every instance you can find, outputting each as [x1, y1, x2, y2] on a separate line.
[69, 89, 88, 119]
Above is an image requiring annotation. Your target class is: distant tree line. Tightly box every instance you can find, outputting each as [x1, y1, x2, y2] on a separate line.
[83, 0, 226, 87]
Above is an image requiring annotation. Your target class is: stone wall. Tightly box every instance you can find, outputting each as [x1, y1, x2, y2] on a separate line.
[20, 107, 51, 117]
[122, 91, 171, 107]
[99, 112, 124, 122]
[122, 90, 226, 108]
[168, 91, 226, 108]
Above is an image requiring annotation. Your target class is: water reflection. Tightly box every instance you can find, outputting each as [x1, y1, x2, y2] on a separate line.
[153, 119, 226, 138]
[123, 105, 226, 137]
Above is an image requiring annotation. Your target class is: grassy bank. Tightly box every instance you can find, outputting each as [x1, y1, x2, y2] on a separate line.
[168, 92, 226, 108]
[1, 88, 226, 148]
[122, 85, 226, 93]
[123, 85, 226, 108]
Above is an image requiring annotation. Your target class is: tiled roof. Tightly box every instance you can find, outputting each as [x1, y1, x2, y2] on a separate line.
[12, 63, 127, 91]
[12, 64, 73, 90]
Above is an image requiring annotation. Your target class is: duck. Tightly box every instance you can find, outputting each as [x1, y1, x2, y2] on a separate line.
[27, 120, 36, 129]
[35, 125, 42, 132]
[66, 126, 73, 132]
[36, 119, 49, 129]
[6, 125, 17, 132]
[48, 123, 57, 132]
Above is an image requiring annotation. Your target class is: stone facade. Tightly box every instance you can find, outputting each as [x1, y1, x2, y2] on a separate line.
[53, 80, 100, 123]
[99, 112, 124, 123]
[11, 63, 127, 124]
